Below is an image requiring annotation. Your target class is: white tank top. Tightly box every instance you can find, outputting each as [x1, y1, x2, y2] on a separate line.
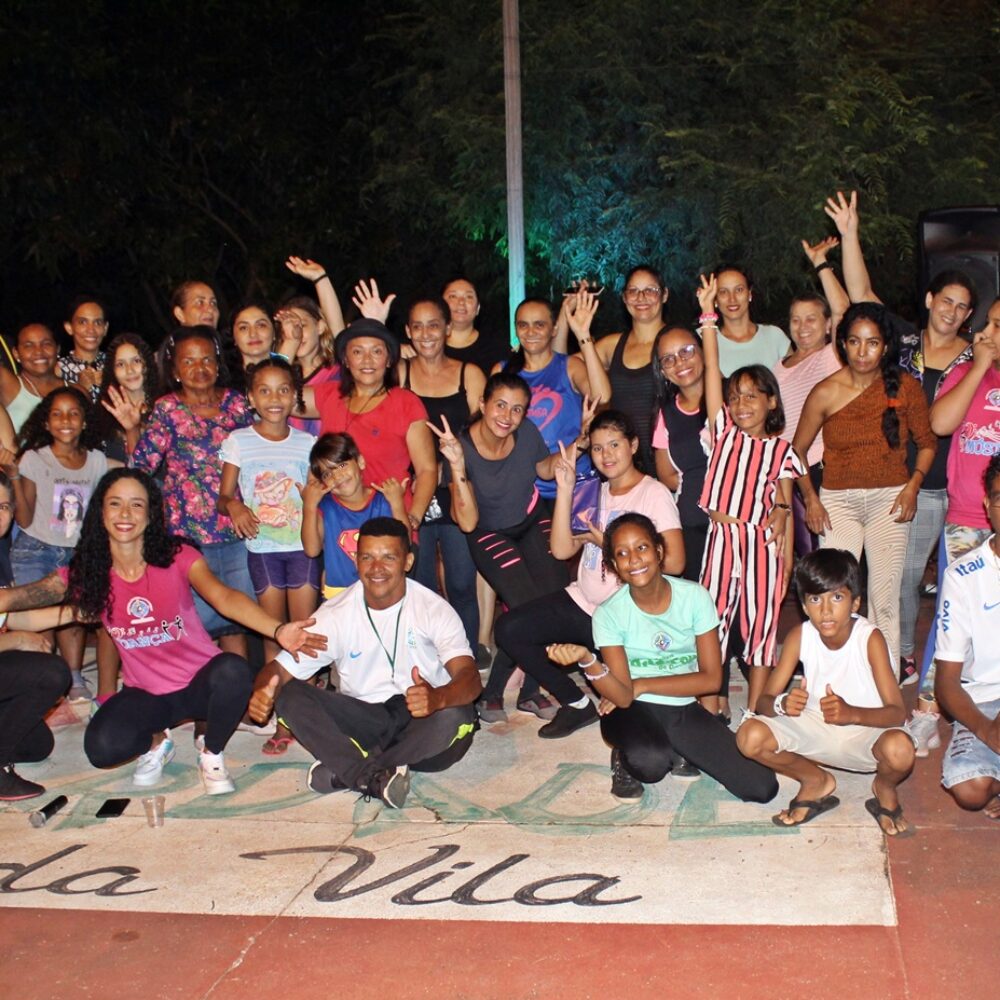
[800, 615, 884, 712]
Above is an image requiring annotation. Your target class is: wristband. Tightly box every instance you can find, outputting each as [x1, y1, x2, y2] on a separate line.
[273, 622, 284, 642]
[311, 272, 329, 284]
[698, 312, 719, 323]
[577, 337, 593, 346]
[774, 503, 791, 511]
[814, 261, 834, 275]
[577, 653, 598, 670]
[583, 663, 610, 681]
[774, 692, 788, 716]
[9, 474, 20, 481]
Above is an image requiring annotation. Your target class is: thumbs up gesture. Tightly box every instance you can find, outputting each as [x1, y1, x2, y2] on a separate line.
[249, 675, 279, 724]
[785, 677, 808, 717]
[406, 666, 438, 718]
[820, 683, 852, 726]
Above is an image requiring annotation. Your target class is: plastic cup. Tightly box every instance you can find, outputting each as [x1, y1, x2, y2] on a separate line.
[141, 795, 165, 827]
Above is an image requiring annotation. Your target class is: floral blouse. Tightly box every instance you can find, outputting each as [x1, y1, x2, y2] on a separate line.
[131, 390, 252, 544]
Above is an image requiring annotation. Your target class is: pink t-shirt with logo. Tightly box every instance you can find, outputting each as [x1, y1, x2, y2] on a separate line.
[60, 544, 220, 695]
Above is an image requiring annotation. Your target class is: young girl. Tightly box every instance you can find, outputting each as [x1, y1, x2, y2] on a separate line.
[300, 432, 409, 599]
[494, 410, 684, 738]
[0, 387, 118, 700]
[98, 333, 161, 462]
[697, 273, 804, 715]
[547, 514, 777, 803]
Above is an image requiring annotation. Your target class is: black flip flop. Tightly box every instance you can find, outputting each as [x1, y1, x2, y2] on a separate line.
[772, 794, 841, 827]
[864, 797, 917, 838]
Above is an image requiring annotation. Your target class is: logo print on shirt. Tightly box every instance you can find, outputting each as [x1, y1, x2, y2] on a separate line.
[653, 632, 671, 652]
[349, 650, 362, 659]
[527, 387, 564, 432]
[984, 601, 1000, 612]
[127, 596, 154, 624]
[338, 529, 361, 563]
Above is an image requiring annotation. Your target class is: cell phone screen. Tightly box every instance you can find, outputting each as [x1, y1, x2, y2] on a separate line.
[96, 797, 131, 818]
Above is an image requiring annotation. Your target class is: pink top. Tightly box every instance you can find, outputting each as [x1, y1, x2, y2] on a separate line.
[60, 545, 219, 695]
[772, 343, 841, 467]
[938, 362, 1000, 529]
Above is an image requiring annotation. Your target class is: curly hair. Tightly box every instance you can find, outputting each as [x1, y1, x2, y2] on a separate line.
[835, 302, 901, 449]
[97, 333, 161, 443]
[17, 386, 104, 457]
[245, 356, 306, 414]
[66, 468, 185, 621]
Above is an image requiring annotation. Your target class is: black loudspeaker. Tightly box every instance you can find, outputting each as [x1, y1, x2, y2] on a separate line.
[919, 206, 1000, 333]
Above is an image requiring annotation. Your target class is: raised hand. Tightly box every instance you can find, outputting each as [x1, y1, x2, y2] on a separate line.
[801, 236, 840, 267]
[274, 308, 305, 356]
[405, 665, 438, 718]
[820, 683, 852, 725]
[297, 473, 330, 507]
[374, 476, 409, 507]
[696, 273, 718, 318]
[823, 190, 859, 238]
[426, 414, 463, 466]
[285, 256, 329, 283]
[579, 393, 599, 437]
[249, 676, 279, 724]
[785, 678, 808, 716]
[275, 618, 328, 660]
[971, 328, 999, 370]
[567, 288, 600, 341]
[102, 385, 144, 431]
[552, 440, 578, 493]
[352, 278, 396, 324]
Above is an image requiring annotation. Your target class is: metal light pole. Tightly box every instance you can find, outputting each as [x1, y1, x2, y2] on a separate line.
[502, 0, 524, 347]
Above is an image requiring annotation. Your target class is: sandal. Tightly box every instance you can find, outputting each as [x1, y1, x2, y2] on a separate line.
[772, 794, 840, 828]
[262, 735, 296, 756]
[864, 797, 917, 838]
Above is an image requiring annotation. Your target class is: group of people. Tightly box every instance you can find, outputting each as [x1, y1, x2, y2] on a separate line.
[0, 190, 998, 832]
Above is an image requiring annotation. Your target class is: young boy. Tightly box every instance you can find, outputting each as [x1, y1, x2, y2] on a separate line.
[737, 548, 916, 835]
[934, 454, 1000, 819]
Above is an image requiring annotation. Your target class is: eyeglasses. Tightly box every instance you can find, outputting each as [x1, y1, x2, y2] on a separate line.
[624, 285, 662, 303]
[657, 344, 698, 369]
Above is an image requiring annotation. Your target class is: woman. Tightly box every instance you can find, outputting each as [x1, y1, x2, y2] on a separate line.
[0, 323, 66, 435]
[0, 469, 323, 793]
[547, 514, 777, 803]
[171, 281, 221, 329]
[439, 372, 570, 720]
[59, 296, 109, 401]
[128, 327, 256, 655]
[98, 332, 161, 462]
[713, 266, 789, 377]
[442, 277, 508, 375]
[651, 326, 712, 580]
[793, 303, 936, 671]
[224, 300, 275, 379]
[400, 296, 485, 649]
[494, 411, 683, 740]
[594, 265, 669, 472]
[498, 293, 611, 499]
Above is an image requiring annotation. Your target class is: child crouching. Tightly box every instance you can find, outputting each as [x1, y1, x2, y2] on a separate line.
[736, 548, 916, 835]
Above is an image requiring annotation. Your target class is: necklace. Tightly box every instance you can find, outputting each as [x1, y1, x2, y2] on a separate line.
[346, 387, 386, 431]
[364, 598, 404, 677]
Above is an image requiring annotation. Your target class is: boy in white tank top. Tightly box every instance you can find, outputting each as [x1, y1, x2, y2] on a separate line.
[737, 549, 917, 835]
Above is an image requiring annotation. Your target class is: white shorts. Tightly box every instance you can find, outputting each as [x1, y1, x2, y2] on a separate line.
[753, 709, 913, 773]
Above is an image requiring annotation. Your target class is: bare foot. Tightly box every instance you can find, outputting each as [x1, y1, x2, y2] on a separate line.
[774, 772, 838, 827]
[868, 776, 911, 836]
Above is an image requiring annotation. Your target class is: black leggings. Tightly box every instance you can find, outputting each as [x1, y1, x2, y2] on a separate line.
[84, 653, 254, 766]
[469, 506, 568, 701]
[600, 699, 777, 803]
[0, 651, 70, 765]
[494, 588, 593, 705]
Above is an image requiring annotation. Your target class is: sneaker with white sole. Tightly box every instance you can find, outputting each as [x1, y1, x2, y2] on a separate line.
[363, 765, 410, 808]
[133, 734, 175, 787]
[307, 760, 348, 794]
[908, 708, 941, 758]
[199, 750, 236, 795]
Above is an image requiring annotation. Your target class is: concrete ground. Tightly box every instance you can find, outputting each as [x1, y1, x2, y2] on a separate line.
[1, 592, 997, 1000]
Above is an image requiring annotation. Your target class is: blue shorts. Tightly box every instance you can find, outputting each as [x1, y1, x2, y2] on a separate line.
[11, 533, 74, 585]
[193, 540, 256, 638]
[247, 550, 321, 596]
[941, 695, 1000, 789]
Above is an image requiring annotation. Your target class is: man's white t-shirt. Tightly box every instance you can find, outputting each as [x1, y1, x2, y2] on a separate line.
[276, 579, 471, 702]
[935, 537, 1000, 703]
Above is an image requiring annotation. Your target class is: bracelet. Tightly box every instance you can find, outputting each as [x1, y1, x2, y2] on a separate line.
[9, 474, 20, 481]
[311, 272, 328, 284]
[577, 337, 593, 346]
[774, 692, 788, 716]
[698, 312, 719, 323]
[577, 653, 598, 670]
[774, 503, 791, 511]
[583, 663, 610, 681]
[697, 320, 719, 330]
[814, 261, 834, 275]
[273, 622, 284, 642]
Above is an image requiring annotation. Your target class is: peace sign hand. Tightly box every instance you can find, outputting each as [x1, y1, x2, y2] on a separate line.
[427, 414, 463, 466]
[696, 273, 718, 318]
[553, 440, 577, 493]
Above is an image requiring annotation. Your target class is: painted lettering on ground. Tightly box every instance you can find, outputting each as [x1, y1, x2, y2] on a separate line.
[0, 845, 155, 897]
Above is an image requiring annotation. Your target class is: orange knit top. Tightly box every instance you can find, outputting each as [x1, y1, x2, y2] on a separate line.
[821, 373, 935, 490]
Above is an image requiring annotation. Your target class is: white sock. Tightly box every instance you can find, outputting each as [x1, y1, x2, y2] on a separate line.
[569, 696, 590, 710]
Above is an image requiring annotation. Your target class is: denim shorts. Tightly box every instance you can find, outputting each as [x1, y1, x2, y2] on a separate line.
[941, 695, 1000, 789]
[193, 540, 256, 638]
[247, 550, 321, 596]
[11, 532, 75, 585]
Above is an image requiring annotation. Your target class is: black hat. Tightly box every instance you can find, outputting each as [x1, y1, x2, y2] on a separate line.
[335, 318, 400, 365]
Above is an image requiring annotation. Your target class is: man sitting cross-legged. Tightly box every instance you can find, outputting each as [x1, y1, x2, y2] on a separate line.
[249, 517, 481, 808]
[934, 453, 1000, 819]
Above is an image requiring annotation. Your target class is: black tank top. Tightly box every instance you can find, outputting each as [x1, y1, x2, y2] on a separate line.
[403, 361, 472, 524]
[608, 333, 656, 473]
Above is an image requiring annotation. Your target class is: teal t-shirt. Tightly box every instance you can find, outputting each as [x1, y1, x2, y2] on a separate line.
[591, 576, 720, 705]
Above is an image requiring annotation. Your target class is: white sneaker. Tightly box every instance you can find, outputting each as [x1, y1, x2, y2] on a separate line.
[199, 750, 236, 795]
[908, 708, 941, 758]
[133, 733, 175, 787]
